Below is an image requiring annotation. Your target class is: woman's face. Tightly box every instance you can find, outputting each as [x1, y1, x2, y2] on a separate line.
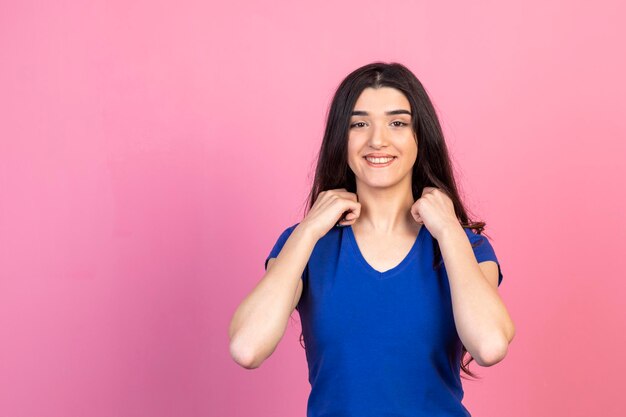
[347, 87, 418, 191]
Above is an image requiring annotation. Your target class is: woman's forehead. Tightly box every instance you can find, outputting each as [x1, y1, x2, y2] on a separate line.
[353, 87, 411, 115]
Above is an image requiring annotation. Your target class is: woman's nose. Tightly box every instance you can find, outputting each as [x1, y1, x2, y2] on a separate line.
[367, 124, 390, 146]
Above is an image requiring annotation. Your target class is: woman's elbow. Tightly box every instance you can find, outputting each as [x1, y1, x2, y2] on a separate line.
[230, 337, 262, 369]
[476, 336, 510, 367]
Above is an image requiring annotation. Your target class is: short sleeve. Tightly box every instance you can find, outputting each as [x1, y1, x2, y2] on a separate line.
[464, 228, 504, 287]
[264, 223, 305, 282]
[265, 224, 296, 270]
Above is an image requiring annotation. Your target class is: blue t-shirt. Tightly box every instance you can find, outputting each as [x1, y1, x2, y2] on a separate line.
[265, 222, 503, 417]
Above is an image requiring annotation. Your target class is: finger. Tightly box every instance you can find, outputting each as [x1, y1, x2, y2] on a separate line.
[337, 212, 357, 225]
[339, 200, 361, 219]
[333, 197, 361, 219]
[331, 190, 359, 202]
[345, 212, 357, 220]
[410, 202, 420, 216]
[339, 216, 357, 226]
[338, 203, 360, 224]
[421, 186, 437, 196]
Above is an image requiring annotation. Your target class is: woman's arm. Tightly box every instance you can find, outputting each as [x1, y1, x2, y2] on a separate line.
[437, 225, 516, 367]
[228, 223, 316, 369]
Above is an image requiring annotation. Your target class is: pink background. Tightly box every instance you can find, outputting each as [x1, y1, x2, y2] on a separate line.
[1, 1, 625, 416]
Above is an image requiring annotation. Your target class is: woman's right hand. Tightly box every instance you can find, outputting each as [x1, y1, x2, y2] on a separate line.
[299, 188, 361, 241]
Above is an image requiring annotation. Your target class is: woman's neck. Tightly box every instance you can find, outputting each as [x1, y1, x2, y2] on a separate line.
[352, 186, 417, 234]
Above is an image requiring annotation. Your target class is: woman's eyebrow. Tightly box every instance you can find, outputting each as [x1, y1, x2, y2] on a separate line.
[351, 109, 412, 116]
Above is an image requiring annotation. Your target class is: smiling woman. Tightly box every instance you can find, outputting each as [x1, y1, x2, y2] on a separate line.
[348, 86, 417, 186]
[229, 61, 514, 417]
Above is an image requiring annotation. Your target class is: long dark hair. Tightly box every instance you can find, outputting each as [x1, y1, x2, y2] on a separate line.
[291, 61, 492, 379]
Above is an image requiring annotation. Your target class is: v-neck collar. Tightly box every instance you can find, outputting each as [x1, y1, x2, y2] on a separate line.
[345, 224, 427, 279]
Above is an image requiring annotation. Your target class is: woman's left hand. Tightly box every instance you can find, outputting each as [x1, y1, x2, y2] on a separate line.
[410, 187, 461, 241]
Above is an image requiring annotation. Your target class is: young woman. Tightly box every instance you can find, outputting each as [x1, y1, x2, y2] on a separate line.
[229, 62, 515, 416]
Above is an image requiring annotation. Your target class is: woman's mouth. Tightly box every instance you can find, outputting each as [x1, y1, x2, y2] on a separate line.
[363, 156, 396, 167]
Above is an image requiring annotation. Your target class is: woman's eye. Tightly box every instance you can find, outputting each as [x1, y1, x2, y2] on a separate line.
[350, 121, 408, 128]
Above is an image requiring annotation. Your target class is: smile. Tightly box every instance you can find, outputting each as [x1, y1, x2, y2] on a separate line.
[363, 156, 396, 167]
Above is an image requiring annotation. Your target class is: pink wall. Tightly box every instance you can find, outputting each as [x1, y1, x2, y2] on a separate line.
[1, 1, 624, 416]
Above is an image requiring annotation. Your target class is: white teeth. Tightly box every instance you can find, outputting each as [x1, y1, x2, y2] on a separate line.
[365, 157, 394, 164]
